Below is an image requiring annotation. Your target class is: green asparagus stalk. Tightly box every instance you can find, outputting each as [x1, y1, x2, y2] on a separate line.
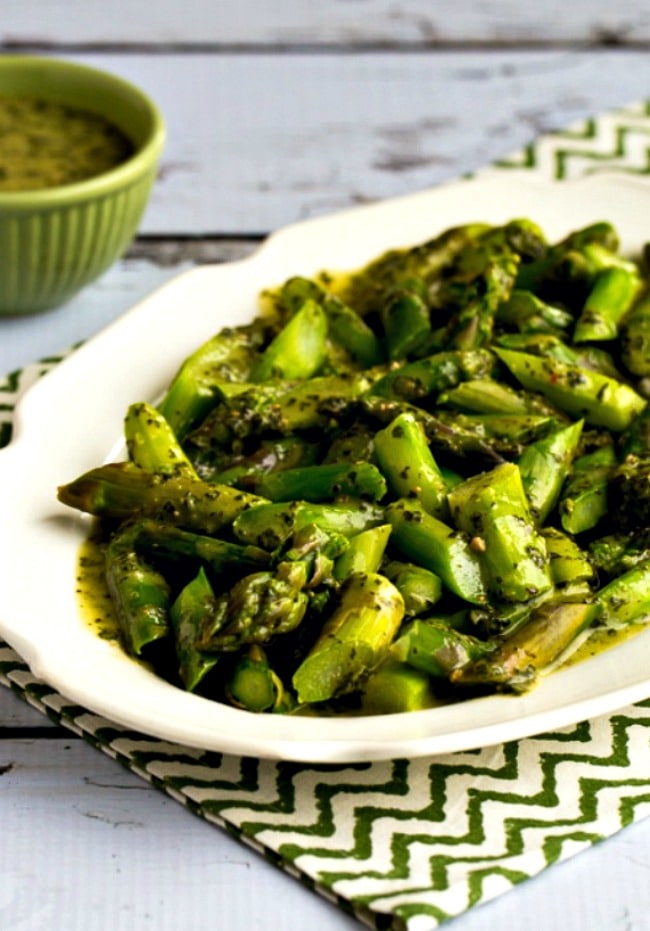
[495, 346, 647, 431]
[57, 461, 267, 534]
[517, 419, 584, 524]
[558, 444, 616, 535]
[382, 561, 443, 616]
[158, 322, 263, 438]
[277, 275, 384, 367]
[374, 411, 448, 517]
[385, 497, 488, 605]
[452, 600, 601, 691]
[250, 298, 327, 382]
[596, 558, 650, 626]
[391, 618, 493, 678]
[447, 462, 552, 603]
[255, 460, 387, 503]
[232, 499, 385, 550]
[333, 524, 392, 580]
[359, 656, 440, 713]
[621, 289, 650, 376]
[368, 348, 497, 401]
[124, 401, 198, 478]
[292, 572, 405, 704]
[573, 261, 641, 343]
[380, 278, 431, 360]
[225, 645, 286, 713]
[104, 524, 172, 656]
[169, 567, 220, 691]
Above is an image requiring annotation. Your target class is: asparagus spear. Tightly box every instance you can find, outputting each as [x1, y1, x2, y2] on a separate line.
[382, 561, 443, 616]
[292, 572, 405, 704]
[360, 656, 440, 714]
[385, 497, 488, 605]
[332, 524, 392, 580]
[495, 346, 647, 431]
[277, 275, 384, 367]
[225, 645, 286, 713]
[373, 411, 448, 517]
[558, 444, 616, 535]
[250, 298, 328, 382]
[232, 499, 384, 550]
[255, 460, 387, 503]
[596, 558, 650, 626]
[57, 461, 267, 534]
[518, 419, 584, 524]
[621, 290, 650, 376]
[573, 259, 641, 343]
[452, 600, 601, 691]
[104, 524, 172, 656]
[447, 462, 552, 603]
[124, 401, 198, 479]
[158, 322, 264, 438]
[391, 618, 493, 679]
[368, 348, 497, 401]
[380, 277, 432, 360]
[169, 567, 220, 691]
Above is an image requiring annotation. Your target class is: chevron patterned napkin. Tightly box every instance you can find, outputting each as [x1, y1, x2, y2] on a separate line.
[3, 98, 650, 930]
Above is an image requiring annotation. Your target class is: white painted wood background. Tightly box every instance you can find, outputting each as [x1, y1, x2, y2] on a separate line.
[2, 4, 650, 929]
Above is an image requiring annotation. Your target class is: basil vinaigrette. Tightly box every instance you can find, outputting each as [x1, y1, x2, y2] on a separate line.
[0, 94, 134, 191]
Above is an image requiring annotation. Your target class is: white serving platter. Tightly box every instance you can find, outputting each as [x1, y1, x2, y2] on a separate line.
[2, 170, 650, 762]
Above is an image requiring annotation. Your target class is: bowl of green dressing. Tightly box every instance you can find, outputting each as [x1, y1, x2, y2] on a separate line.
[0, 56, 166, 315]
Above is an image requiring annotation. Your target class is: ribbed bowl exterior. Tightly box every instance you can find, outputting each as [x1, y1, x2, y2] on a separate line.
[0, 168, 157, 315]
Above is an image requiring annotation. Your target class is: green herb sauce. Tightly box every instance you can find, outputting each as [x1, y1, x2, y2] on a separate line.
[0, 95, 134, 191]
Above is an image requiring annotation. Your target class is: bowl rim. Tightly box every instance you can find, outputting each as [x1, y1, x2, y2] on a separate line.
[0, 55, 166, 209]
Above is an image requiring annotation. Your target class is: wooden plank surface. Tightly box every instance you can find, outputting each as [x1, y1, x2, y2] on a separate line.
[3, 7, 650, 929]
[13, 50, 650, 236]
[3, 0, 650, 46]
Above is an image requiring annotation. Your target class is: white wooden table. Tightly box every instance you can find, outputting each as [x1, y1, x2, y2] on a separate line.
[3, 4, 650, 928]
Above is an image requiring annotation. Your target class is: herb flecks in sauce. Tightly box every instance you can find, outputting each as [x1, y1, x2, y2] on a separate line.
[0, 95, 134, 192]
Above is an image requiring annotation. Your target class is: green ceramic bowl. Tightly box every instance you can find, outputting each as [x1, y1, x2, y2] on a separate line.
[0, 56, 166, 315]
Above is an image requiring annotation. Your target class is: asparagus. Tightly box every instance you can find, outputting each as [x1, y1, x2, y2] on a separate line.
[495, 347, 647, 431]
[447, 462, 552, 603]
[452, 600, 601, 691]
[518, 420, 584, 524]
[255, 460, 387, 503]
[250, 298, 328, 382]
[292, 572, 405, 704]
[124, 401, 198, 478]
[621, 290, 650, 376]
[380, 277, 432, 360]
[169, 567, 220, 691]
[360, 656, 440, 713]
[373, 411, 448, 517]
[104, 524, 172, 656]
[57, 461, 266, 534]
[332, 524, 392, 580]
[382, 560, 443, 616]
[57, 215, 650, 716]
[558, 444, 616, 535]
[573, 259, 641, 343]
[158, 322, 264, 438]
[596, 559, 650, 626]
[232, 498, 384, 550]
[385, 497, 488, 605]
[391, 618, 493, 679]
[225, 645, 286, 713]
[368, 348, 497, 401]
[275, 275, 385, 367]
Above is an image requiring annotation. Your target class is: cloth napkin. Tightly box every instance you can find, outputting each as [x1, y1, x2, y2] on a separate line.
[2, 98, 650, 931]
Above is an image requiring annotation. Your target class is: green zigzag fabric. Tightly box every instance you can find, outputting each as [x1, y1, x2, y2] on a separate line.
[3, 99, 650, 931]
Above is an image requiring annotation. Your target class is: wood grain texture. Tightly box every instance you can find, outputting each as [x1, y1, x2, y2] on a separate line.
[26, 50, 650, 236]
[3, 0, 650, 46]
